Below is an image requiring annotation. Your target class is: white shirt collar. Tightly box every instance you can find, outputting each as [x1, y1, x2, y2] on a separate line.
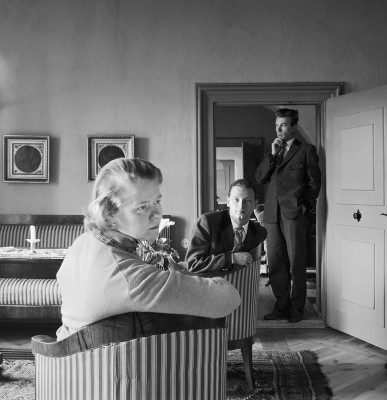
[283, 137, 295, 157]
[285, 137, 295, 148]
[230, 220, 248, 235]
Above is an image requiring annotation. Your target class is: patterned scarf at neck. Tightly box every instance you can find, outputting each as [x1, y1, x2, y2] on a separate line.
[94, 229, 169, 270]
[93, 229, 138, 253]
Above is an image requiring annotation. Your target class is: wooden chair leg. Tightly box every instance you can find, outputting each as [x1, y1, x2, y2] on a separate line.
[240, 337, 255, 391]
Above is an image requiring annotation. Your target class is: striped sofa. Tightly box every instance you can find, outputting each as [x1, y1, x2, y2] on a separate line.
[0, 214, 173, 323]
[224, 243, 261, 391]
[32, 312, 227, 400]
[0, 215, 84, 323]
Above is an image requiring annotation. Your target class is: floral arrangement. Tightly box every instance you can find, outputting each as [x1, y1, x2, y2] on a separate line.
[137, 218, 180, 270]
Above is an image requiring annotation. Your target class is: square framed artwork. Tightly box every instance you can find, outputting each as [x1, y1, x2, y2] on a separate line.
[3, 135, 50, 183]
[87, 135, 135, 181]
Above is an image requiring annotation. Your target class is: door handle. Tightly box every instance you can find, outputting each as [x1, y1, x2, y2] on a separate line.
[353, 209, 362, 222]
[381, 213, 387, 216]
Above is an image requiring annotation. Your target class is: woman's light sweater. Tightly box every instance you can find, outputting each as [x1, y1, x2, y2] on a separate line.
[56, 231, 241, 340]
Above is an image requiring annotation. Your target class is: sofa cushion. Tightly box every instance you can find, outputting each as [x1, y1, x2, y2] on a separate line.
[0, 225, 84, 248]
[0, 278, 62, 305]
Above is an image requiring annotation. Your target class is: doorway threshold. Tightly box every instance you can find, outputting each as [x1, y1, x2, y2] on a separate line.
[256, 319, 326, 329]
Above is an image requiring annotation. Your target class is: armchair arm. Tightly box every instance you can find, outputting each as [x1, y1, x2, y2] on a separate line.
[195, 243, 262, 279]
[32, 311, 226, 357]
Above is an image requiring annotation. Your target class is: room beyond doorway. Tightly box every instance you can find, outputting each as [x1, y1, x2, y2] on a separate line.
[214, 104, 317, 208]
[195, 82, 343, 321]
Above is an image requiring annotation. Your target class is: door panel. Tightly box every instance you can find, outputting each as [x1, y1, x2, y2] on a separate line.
[326, 85, 387, 349]
[334, 225, 384, 327]
[334, 108, 384, 205]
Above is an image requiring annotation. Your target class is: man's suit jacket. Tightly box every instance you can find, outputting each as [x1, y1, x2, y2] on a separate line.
[185, 209, 267, 273]
[255, 138, 321, 223]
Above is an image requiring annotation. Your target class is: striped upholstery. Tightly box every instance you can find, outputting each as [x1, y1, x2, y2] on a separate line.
[0, 278, 61, 305]
[0, 224, 84, 247]
[224, 258, 261, 341]
[0, 224, 82, 309]
[0, 224, 169, 247]
[34, 328, 227, 400]
[0, 218, 171, 321]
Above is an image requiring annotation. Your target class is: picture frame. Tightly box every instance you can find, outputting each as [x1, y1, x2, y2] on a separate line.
[87, 135, 135, 181]
[3, 135, 50, 183]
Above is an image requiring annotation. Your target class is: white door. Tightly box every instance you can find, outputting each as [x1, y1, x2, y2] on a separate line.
[216, 160, 235, 204]
[326, 85, 387, 349]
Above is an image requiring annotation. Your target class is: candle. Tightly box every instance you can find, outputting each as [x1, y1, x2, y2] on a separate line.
[30, 225, 36, 241]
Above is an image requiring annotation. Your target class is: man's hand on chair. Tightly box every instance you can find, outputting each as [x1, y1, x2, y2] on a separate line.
[232, 252, 253, 266]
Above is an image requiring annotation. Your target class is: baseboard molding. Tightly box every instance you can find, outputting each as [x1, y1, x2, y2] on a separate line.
[0, 348, 33, 360]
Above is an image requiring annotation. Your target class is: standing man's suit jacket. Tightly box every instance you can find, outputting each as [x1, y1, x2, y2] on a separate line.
[255, 138, 321, 223]
[185, 209, 267, 273]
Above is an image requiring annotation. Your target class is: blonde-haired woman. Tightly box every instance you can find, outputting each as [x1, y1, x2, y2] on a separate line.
[56, 158, 240, 340]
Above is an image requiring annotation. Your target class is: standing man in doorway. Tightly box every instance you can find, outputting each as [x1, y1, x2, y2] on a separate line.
[255, 108, 321, 323]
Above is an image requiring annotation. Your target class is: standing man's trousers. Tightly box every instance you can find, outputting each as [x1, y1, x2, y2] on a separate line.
[265, 211, 310, 313]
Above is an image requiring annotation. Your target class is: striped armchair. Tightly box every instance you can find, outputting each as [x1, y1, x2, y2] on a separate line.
[32, 312, 227, 400]
[224, 243, 261, 391]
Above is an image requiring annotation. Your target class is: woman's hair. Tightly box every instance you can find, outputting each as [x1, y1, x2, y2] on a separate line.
[84, 158, 162, 231]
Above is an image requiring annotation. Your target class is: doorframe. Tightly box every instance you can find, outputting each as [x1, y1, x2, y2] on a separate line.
[196, 82, 343, 317]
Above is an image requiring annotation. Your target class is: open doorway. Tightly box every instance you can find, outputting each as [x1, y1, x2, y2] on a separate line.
[196, 82, 343, 323]
[215, 136, 264, 209]
[214, 104, 317, 206]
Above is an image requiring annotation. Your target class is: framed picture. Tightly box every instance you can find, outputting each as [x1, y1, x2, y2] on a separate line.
[3, 135, 50, 183]
[87, 135, 135, 181]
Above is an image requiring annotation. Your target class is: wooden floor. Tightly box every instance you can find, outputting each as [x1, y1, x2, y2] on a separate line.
[255, 274, 387, 400]
[254, 327, 387, 400]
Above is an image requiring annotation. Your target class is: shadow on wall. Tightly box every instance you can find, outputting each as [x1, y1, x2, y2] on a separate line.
[133, 137, 149, 161]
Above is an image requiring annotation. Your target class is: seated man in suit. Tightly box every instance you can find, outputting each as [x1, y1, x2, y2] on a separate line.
[185, 179, 267, 273]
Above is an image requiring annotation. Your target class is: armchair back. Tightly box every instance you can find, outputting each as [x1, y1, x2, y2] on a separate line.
[32, 312, 227, 400]
[225, 244, 261, 341]
[224, 243, 261, 390]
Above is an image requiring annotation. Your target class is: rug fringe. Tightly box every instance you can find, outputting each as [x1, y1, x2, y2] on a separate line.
[299, 350, 333, 398]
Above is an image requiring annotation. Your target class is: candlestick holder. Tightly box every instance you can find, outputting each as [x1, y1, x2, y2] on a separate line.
[26, 238, 40, 254]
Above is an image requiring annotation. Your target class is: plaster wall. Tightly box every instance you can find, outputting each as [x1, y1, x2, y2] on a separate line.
[1, 0, 387, 250]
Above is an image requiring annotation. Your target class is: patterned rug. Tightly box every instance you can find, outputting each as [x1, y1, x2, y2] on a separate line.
[227, 349, 333, 400]
[0, 359, 34, 400]
[0, 350, 332, 400]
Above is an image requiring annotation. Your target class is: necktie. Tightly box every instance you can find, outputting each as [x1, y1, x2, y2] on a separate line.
[233, 227, 244, 252]
[276, 143, 286, 166]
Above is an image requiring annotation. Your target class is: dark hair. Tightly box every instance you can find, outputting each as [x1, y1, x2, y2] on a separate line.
[228, 178, 256, 198]
[84, 158, 162, 231]
[275, 108, 299, 126]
